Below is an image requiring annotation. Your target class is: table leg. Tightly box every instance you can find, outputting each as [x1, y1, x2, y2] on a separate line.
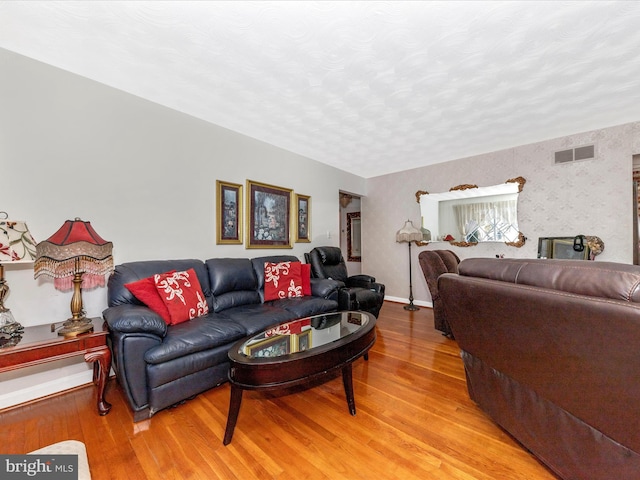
[223, 385, 243, 445]
[342, 363, 356, 415]
[84, 348, 112, 415]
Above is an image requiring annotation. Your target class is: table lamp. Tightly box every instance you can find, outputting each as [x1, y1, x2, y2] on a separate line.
[34, 218, 114, 336]
[0, 213, 37, 337]
[396, 219, 423, 311]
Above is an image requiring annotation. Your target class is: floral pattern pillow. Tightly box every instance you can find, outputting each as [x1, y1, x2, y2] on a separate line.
[125, 272, 175, 324]
[154, 268, 209, 325]
[264, 261, 304, 301]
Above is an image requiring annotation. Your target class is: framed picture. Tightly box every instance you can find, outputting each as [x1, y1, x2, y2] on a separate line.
[294, 329, 312, 352]
[246, 180, 293, 248]
[246, 335, 292, 358]
[295, 194, 311, 242]
[347, 211, 361, 261]
[216, 180, 243, 244]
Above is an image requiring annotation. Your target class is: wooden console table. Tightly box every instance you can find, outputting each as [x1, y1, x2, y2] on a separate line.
[0, 317, 112, 415]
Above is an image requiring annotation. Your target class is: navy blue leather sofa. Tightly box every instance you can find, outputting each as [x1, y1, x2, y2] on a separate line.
[103, 255, 339, 421]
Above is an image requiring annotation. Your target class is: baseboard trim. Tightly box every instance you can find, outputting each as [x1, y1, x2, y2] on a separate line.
[0, 369, 94, 410]
[384, 296, 433, 308]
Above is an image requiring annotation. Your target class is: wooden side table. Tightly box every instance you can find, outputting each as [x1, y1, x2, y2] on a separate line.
[0, 317, 112, 415]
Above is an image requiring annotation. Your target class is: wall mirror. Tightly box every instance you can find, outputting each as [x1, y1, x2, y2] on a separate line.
[347, 212, 361, 261]
[415, 177, 526, 247]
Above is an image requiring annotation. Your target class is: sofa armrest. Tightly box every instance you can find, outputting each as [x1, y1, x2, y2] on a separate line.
[347, 275, 385, 296]
[347, 275, 377, 289]
[310, 278, 342, 301]
[337, 287, 359, 311]
[103, 304, 168, 337]
[348, 274, 375, 284]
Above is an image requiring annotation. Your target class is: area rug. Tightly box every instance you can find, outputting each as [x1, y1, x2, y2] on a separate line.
[29, 440, 91, 480]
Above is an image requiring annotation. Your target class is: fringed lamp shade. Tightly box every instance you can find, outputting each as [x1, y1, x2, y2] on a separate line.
[395, 220, 423, 243]
[34, 219, 114, 291]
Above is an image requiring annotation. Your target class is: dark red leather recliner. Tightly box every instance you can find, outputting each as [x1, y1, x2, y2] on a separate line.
[418, 250, 460, 337]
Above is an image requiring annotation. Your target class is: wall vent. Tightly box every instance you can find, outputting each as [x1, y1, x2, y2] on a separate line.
[554, 145, 595, 164]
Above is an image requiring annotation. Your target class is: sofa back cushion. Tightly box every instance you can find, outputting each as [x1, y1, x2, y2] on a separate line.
[206, 258, 261, 312]
[459, 258, 640, 303]
[108, 259, 212, 309]
[251, 255, 302, 302]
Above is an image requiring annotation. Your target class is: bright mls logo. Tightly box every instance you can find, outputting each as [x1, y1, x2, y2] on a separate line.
[1, 455, 78, 479]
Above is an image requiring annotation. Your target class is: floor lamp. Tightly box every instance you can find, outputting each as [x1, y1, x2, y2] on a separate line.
[396, 220, 423, 311]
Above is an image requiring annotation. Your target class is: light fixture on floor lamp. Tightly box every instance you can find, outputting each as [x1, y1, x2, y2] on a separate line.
[396, 219, 423, 311]
[34, 218, 114, 337]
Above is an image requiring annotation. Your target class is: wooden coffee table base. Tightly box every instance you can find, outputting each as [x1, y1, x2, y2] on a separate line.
[223, 311, 376, 445]
[223, 362, 360, 445]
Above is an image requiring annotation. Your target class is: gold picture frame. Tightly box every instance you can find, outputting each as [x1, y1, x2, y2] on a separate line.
[216, 180, 243, 245]
[246, 180, 293, 249]
[245, 334, 293, 358]
[293, 329, 312, 352]
[295, 194, 311, 243]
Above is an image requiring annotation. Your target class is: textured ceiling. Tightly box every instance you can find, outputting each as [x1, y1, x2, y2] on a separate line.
[2, 1, 640, 178]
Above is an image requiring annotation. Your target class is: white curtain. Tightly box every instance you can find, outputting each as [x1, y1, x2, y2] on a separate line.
[453, 200, 518, 241]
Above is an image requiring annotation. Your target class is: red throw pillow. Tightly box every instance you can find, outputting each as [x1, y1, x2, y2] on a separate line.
[301, 263, 312, 296]
[154, 268, 209, 325]
[125, 272, 174, 324]
[264, 261, 304, 301]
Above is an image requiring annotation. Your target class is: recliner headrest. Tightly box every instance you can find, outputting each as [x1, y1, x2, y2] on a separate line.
[316, 246, 343, 265]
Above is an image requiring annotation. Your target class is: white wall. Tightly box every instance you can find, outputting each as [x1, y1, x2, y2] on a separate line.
[0, 48, 365, 407]
[364, 121, 640, 306]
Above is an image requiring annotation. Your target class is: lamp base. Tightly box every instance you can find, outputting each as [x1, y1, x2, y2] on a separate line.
[0, 309, 24, 337]
[58, 317, 94, 337]
[403, 303, 420, 311]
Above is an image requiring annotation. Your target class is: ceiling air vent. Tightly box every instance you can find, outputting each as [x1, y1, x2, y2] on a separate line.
[554, 145, 595, 164]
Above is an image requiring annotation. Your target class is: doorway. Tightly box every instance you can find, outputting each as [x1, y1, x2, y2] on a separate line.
[339, 192, 361, 277]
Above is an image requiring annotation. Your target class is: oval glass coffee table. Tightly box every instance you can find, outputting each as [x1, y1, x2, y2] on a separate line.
[223, 310, 376, 445]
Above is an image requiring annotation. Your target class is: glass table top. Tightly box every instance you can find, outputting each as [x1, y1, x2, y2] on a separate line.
[238, 311, 371, 359]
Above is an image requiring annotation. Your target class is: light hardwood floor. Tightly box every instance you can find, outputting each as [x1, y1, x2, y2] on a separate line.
[0, 302, 559, 479]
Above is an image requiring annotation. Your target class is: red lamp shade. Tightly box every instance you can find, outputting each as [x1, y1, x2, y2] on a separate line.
[34, 218, 114, 291]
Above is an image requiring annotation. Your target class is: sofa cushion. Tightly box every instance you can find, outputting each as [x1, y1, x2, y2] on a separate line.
[264, 261, 304, 301]
[459, 258, 640, 303]
[206, 258, 261, 312]
[220, 304, 297, 336]
[108, 259, 212, 310]
[271, 296, 338, 319]
[143, 314, 246, 365]
[155, 268, 209, 325]
[125, 273, 174, 324]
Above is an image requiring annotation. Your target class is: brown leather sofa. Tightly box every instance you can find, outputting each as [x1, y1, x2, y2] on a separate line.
[439, 258, 640, 480]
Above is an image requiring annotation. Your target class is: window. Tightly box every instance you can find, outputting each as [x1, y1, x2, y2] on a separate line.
[453, 200, 519, 243]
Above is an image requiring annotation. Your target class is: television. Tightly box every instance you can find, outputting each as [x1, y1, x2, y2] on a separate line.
[537, 236, 590, 260]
